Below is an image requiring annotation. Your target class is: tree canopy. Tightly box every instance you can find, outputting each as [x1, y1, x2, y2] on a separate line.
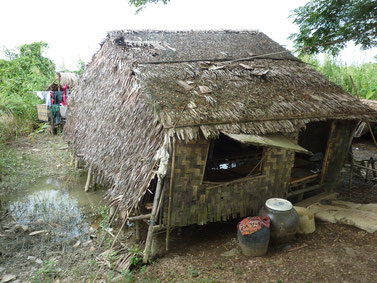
[290, 0, 377, 55]
[129, 0, 170, 12]
[0, 42, 55, 119]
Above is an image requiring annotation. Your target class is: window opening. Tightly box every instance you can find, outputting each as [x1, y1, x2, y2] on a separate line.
[203, 134, 264, 182]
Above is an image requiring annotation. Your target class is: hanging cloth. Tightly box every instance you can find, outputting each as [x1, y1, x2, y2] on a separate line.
[46, 91, 52, 107]
[238, 216, 271, 236]
[61, 84, 68, 106]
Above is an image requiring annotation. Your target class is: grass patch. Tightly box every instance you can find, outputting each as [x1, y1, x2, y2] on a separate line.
[0, 133, 77, 193]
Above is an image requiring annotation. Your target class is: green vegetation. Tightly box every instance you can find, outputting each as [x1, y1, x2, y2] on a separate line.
[31, 260, 59, 283]
[0, 42, 55, 142]
[128, 0, 170, 12]
[290, 0, 377, 55]
[301, 55, 377, 99]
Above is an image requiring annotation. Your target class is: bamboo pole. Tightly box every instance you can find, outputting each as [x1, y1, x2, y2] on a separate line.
[84, 165, 92, 192]
[166, 142, 177, 252]
[128, 214, 151, 221]
[366, 121, 377, 149]
[320, 121, 336, 185]
[352, 163, 377, 172]
[143, 175, 165, 263]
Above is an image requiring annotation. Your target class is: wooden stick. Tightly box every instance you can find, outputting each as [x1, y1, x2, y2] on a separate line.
[166, 142, 177, 252]
[348, 160, 353, 193]
[371, 157, 377, 177]
[353, 163, 377, 172]
[349, 75, 359, 100]
[289, 173, 319, 185]
[321, 120, 335, 185]
[143, 175, 165, 263]
[287, 244, 308, 252]
[128, 214, 151, 221]
[247, 149, 268, 177]
[84, 165, 92, 192]
[366, 121, 377, 149]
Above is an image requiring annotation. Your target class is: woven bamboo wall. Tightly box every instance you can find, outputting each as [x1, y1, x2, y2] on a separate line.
[163, 137, 296, 227]
[322, 120, 358, 189]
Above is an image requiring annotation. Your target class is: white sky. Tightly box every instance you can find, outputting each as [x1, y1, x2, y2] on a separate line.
[0, 0, 376, 70]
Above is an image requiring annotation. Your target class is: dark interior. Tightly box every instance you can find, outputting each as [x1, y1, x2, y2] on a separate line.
[291, 121, 332, 181]
[203, 134, 263, 182]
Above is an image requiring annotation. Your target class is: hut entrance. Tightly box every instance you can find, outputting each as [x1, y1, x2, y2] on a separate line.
[288, 121, 332, 198]
[203, 134, 264, 183]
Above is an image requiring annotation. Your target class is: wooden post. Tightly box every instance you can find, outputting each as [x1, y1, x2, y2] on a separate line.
[135, 220, 141, 243]
[85, 165, 92, 192]
[143, 175, 165, 263]
[363, 160, 369, 182]
[320, 121, 336, 185]
[371, 158, 377, 178]
[151, 235, 159, 260]
[348, 160, 353, 194]
[166, 142, 177, 252]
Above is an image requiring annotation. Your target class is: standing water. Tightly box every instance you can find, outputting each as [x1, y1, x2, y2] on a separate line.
[3, 176, 105, 244]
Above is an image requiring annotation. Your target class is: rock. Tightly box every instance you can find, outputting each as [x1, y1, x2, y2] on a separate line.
[1, 274, 17, 283]
[221, 248, 239, 257]
[13, 225, 22, 232]
[73, 240, 81, 248]
[344, 247, 357, 257]
[0, 267, 5, 273]
[27, 256, 36, 261]
[21, 226, 29, 232]
[35, 258, 43, 264]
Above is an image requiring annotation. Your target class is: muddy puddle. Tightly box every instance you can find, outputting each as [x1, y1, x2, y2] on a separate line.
[2, 176, 106, 244]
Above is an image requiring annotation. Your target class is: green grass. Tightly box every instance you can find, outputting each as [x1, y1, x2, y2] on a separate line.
[301, 55, 377, 100]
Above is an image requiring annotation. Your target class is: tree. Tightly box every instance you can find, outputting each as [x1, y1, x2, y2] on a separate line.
[129, 0, 170, 12]
[290, 0, 377, 55]
[0, 42, 55, 119]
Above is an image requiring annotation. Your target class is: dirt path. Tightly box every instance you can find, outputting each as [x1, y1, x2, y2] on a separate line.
[1, 135, 377, 282]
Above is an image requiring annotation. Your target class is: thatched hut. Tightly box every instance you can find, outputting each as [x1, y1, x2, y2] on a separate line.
[64, 30, 376, 261]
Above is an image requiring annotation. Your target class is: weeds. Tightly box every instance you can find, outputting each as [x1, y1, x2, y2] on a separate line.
[301, 55, 377, 100]
[31, 260, 59, 283]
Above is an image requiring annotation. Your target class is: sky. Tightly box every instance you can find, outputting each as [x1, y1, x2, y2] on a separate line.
[0, 0, 376, 70]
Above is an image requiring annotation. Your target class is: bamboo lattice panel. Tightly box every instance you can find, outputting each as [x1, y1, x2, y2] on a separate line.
[163, 137, 296, 227]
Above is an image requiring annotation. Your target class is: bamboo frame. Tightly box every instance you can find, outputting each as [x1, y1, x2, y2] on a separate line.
[84, 165, 92, 192]
[320, 120, 336, 184]
[143, 175, 165, 263]
[165, 142, 176, 252]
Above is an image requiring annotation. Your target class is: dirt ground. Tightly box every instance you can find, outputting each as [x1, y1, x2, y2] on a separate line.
[1, 135, 377, 283]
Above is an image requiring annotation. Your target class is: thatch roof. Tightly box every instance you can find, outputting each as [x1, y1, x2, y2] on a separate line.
[46, 72, 79, 90]
[360, 98, 377, 111]
[64, 30, 377, 212]
[57, 72, 79, 87]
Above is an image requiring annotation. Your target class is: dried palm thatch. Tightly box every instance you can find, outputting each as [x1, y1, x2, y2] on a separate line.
[64, 30, 377, 214]
[360, 99, 377, 111]
[46, 72, 79, 90]
[57, 72, 79, 87]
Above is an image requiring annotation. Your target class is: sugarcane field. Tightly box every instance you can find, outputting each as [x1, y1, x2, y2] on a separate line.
[1, 1, 377, 282]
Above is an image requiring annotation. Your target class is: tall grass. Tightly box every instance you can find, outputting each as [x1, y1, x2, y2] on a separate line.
[301, 55, 377, 99]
